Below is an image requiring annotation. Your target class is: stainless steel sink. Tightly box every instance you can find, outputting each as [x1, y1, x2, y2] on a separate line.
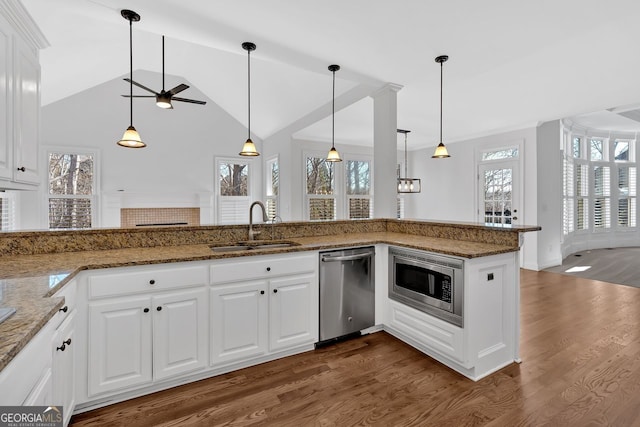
[210, 241, 299, 252]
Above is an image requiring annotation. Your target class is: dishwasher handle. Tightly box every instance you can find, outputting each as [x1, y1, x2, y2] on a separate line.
[321, 252, 373, 262]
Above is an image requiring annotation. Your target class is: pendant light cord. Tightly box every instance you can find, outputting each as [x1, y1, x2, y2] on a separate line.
[331, 69, 335, 149]
[247, 48, 251, 141]
[404, 133, 408, 177]
[439, 59, 443, 144]
[128, 17, 133, 127]
[161, 35, 165, 91]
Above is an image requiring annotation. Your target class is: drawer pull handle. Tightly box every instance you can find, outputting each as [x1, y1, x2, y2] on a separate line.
[149, 279, 156, 285]
[260, 290, 265, 295]
[16, 166, 25, 172]
[56, 339, 71, 351]
[157, 306, 162, 311]
[266, 267, 271, 272]
[273, 289, 278, 293]
[59, 306, 68, 313]
[144, 308, 150, 313]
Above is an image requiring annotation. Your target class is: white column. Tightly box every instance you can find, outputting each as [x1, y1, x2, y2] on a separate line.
[373, 83, 403, 219]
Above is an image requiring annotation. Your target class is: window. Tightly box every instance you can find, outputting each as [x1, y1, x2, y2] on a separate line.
[614, 140, 630, 161]
[572, 137, 582, 158]
[0, 191, 16, 231]
[481, 147, 519, 161]
[306, 156, 335, 221]
[593, 166, 610, 229]
[562, 158, 574, 235]
[216, 158, 251, 224]
[346, 160, 372, 219]
[618, 166, 636, 227]
[304, 152, 374, 221]
[590, 138, 606, 161]
[48, 151, 95, 229]
[576, 164, 588, 230]
[265, 157, 279, 220]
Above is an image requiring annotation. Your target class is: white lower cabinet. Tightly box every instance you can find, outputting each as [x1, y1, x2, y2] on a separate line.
[52, 311, 76, 427]
[88, 288, 207, 397]
[210, 253, 319, 368]
[269, 274, 316, 352]
[210, 280, 268, 364]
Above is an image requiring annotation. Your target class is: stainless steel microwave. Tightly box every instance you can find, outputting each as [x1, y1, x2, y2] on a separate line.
[388, 247, 464, 327]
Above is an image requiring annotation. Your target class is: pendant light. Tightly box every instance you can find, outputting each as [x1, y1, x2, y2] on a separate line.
[326, 64, 342, 162]
[239, 42, 259, 156]
[117, 10, 146, 148]
[432, 55, 450, 158]
[397, 129, 421, 193]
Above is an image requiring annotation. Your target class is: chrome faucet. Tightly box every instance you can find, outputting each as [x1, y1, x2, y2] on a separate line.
[248, 201, 268, 241]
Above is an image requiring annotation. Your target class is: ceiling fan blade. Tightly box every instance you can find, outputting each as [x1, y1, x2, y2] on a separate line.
[124, 78, 159, 95]
[168, 84, 189, 96]
[121, 95, 156, 98]
[172, 97, 207, 105]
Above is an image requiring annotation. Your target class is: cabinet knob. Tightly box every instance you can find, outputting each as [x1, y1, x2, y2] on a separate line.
[266, 267, 271, 272]
[16, 166, 25, 172]
[56, 339, 70, 351]
[156, 306, 162, 311]
[59, 306, 68, 313]
[273, 289, 278, 293]
[143, 308, 150, 313]
[260, 290, 265, 295]
[512, 216, 518, 221]
[149, 279, 155, 285]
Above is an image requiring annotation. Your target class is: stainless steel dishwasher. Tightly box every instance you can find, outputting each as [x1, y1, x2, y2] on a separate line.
[319, 246, 375, 344]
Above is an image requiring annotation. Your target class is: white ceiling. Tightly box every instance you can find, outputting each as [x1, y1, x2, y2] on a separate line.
[21, 0, 640, 149]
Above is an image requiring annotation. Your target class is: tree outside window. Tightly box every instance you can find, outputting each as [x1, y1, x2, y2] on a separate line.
[219, 163, 248, 196]
[48, 152, 95, 229]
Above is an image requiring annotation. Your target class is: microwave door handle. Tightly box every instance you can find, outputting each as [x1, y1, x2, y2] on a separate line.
[321, 253, 372, 262]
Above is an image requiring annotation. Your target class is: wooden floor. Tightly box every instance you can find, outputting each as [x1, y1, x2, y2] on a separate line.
[71, 270, 640, 426]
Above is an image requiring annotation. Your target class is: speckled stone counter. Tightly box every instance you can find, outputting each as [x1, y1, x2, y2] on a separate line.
[0, 220, 540, 373]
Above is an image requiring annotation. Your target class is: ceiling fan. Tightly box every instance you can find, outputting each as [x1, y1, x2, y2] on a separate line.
[122, 35, 206, 109]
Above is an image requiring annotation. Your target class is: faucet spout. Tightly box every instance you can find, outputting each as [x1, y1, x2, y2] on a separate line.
[248, 201, 268, 241]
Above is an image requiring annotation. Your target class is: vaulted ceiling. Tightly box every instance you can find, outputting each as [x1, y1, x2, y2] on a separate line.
[22, 0, 640, 149]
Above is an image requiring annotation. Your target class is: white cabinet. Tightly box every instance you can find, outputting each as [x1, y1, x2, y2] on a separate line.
[0, 2, 46, 187]
[88, 296, 152, 396]
[268, 274, 316, 352]
[210, 253, 318, 367]
[153, 288, 208, 381]
[210, 280, 268, 364]
[88, 289, 208, 397]
[52, 311, 76, 426]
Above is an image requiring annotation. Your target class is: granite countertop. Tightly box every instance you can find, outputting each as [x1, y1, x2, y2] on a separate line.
[0, 231, 518, 373]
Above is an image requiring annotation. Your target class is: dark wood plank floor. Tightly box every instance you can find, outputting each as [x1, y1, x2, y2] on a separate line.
[71, 270, 640, 426]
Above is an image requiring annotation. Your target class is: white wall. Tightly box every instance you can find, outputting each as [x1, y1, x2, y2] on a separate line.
[404, 127, 540, 269]
[22, 70, 262, 228]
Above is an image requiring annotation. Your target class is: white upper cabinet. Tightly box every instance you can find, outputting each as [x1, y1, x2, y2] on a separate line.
[0, 0, 47, 188]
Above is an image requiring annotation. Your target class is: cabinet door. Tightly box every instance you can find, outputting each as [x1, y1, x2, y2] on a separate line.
[0, 17, 11, 180]
[52, 311, 75, 426]
[23, 368, 53, 406]
[210, 281, 268, 365]
[269, 273, 318, 352]
[153, 288, 208, 381]
[88, 296, 152, 396]
[12, 37, 40, 184]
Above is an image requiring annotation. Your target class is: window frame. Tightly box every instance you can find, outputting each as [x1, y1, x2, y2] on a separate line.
[214, 156, 254, 225]
[44, 146, 100, 230]
[265, 155, 279, 221]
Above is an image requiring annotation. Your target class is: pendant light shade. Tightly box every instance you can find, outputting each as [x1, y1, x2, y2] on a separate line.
[239, 42, 260, 156]
[117, 9, 146, 148]
[326, 64, 342, 162]
[397, 129, 421, 193]
[432, 55, 450, 159]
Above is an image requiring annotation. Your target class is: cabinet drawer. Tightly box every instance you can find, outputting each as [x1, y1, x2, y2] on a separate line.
[51, 279, 77, 328]
[388, 300, 467, 367]
[211, 253, 316, 284]
[88, 263, 208, 299]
